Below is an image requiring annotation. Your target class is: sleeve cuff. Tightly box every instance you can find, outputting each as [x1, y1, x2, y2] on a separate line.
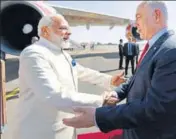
[94, 110, 99, 128]
[95, 107, 112, 133]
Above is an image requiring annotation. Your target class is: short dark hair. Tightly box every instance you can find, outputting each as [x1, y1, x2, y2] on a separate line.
[120, 39, 123, 42]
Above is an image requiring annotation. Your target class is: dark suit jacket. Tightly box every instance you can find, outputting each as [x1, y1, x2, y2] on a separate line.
[118, 44, 123, 56]
[96, 30, 176, 139]
[123, 42, 137, 57]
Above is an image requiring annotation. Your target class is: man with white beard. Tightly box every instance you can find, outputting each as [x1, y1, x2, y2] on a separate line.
[12, 14, 125, 139]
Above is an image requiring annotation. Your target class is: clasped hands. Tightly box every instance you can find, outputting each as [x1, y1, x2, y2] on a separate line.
[103, 71, 126, 106]
[62, 72, 126, 128]
[62, 91, 120, 128]
[102, 90, 119, 106]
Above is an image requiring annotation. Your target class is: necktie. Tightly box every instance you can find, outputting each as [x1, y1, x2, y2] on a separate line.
[137, 42, 149, 68]
[128, 43, 132, 55]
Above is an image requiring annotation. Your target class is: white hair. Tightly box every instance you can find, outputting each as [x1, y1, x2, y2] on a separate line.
[144, 1, 168, 22]
[37, 15, 53, 36]
[37, 14, 64, 36]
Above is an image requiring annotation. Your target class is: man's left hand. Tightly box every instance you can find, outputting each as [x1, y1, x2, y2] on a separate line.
[111, 72, 126, 86]
[62, 107, 96, 128]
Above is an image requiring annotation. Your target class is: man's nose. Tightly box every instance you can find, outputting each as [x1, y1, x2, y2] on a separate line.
[66, 29, 71, 36]
[133, 22, 138, 27]
[67, 32, 71, 36]
[134, 21, 139, 28]
[64, 31, 71, 39]
[134, 23, 137, 27]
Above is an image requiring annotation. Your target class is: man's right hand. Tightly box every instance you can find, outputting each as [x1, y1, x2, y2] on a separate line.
[111, 72, 126, 86]
[102, 91, 120, 106]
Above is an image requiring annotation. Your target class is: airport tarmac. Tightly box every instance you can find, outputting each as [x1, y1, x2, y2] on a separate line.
[2, 48, 135, 139]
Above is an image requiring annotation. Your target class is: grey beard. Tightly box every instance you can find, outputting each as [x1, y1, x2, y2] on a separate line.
[60, 40, 70, 48]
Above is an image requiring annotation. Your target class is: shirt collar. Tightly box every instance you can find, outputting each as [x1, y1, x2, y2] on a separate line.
[37, 37, 62, 51]
[148, 27, 168, 47]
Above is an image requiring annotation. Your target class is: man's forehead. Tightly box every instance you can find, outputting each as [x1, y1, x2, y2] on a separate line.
[60, 20, 69, 27]
[136, 3, 148, 16]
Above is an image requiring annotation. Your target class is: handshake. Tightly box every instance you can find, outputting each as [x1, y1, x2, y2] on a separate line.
[102, 91, 120, 106]
[102, 71, 126, 106]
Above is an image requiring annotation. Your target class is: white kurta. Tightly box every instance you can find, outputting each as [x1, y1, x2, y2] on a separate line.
[12, 38, 112, 139]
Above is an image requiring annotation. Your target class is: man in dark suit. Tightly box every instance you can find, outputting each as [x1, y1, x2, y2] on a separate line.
[62, 2, 176, 139]
[133, 39, 140, 66]
[118, 39, 124, 69]
[123, 37, 136, 76]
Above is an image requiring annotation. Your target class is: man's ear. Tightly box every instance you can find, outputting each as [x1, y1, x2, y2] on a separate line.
[41, 26, 50, 37]
[154, 9, 161, 22]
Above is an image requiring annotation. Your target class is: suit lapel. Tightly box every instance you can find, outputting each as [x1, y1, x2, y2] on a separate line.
[138, 30, 174, 71]
[127, 30, 175, 92]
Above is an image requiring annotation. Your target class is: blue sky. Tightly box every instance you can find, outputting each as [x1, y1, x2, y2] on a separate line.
[47, 1, 176, 43]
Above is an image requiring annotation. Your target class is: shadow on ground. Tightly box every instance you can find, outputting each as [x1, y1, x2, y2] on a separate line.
[100, 68, 119, 73]
[72, 52, 119, 59]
